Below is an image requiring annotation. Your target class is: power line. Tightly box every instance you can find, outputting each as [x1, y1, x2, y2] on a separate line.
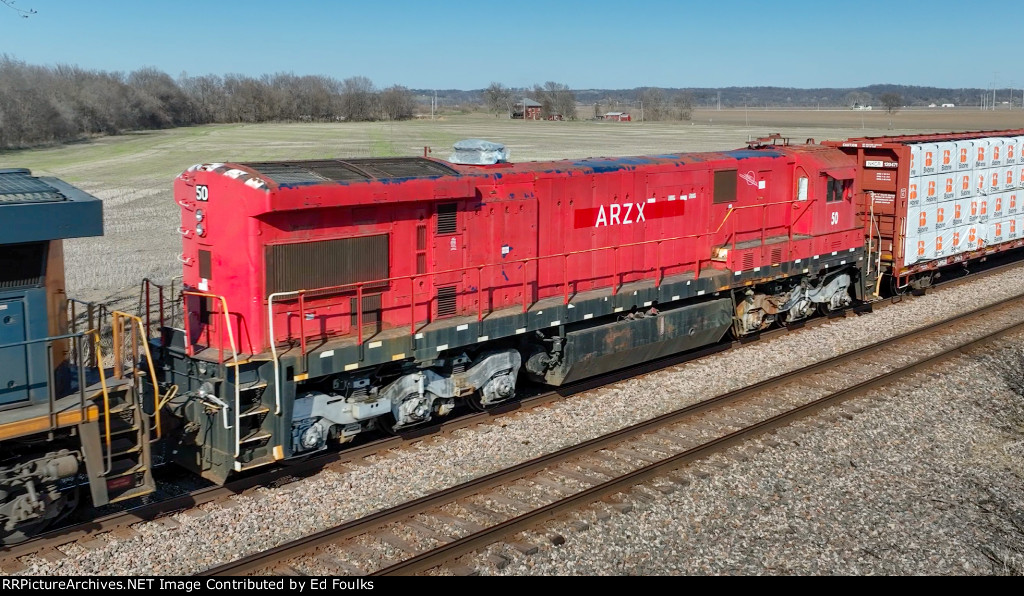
[1, 1, 36, 18]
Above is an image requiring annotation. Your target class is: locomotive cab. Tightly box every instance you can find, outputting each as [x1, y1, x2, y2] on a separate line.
[0, 169, 156, 543]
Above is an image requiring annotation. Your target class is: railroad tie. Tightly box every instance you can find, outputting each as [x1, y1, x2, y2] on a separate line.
[576, 460, 622, 479]
[377, 530, 416, 553]
[611, 446, 661, 464]
[505, 541, 540, 556]
[481, 492, 533, 511]
[553, 467, 603, 486]
[631, 439, 677, 455]
[342, 543, 380, 562]
[656, 427, 701, 445]
[108, 526, 141, 541]
[587, 450, 629, 466]
[0, 559, 27, 574]
[486, 554, 510, 569]
[77, 536, 109, 551]
[459, 501, 504, 520]
[569, 519, 590, 532]
[404, 519, 455, 544]
[529, 474, 576, 494]
[38, 548, 67, 563]
[430, 512, 485, 533]
[315, 554, 365, 575]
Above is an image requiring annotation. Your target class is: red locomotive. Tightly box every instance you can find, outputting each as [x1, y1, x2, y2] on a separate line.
[7, 129, 1024, 540]
[157, 136, 866, 482]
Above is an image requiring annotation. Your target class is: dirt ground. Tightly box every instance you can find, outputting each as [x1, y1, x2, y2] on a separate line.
[2, 108, 1023, 305]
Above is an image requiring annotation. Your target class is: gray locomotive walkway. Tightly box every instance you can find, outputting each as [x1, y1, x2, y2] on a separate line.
[13, 265, 1024, 575]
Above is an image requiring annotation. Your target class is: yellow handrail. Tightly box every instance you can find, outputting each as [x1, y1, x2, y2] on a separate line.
[112, 311, 163, 441]
[91, 330, 113, 476]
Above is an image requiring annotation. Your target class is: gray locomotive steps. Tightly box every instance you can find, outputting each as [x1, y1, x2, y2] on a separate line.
[13, 265, 1024, 575]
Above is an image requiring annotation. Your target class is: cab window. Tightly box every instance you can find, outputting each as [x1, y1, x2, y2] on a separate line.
[826, 177, 850, 203]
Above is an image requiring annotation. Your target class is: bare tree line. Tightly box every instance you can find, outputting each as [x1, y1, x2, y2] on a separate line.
[483, 81, 578, 120]
[0, 56, 415, 150]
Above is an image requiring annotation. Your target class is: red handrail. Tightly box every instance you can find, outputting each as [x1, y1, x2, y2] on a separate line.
[268, 203, 786, 356]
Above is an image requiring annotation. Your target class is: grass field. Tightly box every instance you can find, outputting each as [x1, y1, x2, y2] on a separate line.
[3, 108, 1024, 304]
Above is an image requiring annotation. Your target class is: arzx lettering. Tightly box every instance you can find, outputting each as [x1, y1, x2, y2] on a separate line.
[595, 202, 646, 226]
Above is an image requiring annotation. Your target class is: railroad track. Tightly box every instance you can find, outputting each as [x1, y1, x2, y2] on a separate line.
[198, 288, 1024, 576]
[3, 253, 1022, 573]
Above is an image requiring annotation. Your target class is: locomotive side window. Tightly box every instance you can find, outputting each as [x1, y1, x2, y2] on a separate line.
[265, 234, 390, 295]
[825, 176, 851, 203]
[0, 242, 47, 289]
[713, 170, 737, 204]
[436, 203, 458, 235]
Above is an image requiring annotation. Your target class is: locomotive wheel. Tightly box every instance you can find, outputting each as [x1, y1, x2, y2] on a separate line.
[375, 413, 402, 436]
[0, 487, 78, 545]
[466, 393, 489, 412]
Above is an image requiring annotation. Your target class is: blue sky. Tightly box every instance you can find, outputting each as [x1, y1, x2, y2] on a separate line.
[1, 0, 1020, 90]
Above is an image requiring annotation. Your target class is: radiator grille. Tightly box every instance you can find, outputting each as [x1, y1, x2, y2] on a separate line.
[437, 286, 457, 317]
[266, 235, 389, 296]
[242, 158, 458, 184]
[771, 248, 783, 264]
[0, 170, 65, 204]
[416, 225, 427, 250]
[742, 252, 755, 270]
[436, 203, 458, 235]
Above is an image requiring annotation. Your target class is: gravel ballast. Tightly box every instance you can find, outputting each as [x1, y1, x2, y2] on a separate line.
[487, 335, 1024, 575]
[16, 266, 1024, 575]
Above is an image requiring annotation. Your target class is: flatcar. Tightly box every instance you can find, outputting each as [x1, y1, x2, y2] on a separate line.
[825, 129, 1024, 290]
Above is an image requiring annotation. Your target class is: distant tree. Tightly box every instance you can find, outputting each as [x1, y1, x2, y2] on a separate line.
[483, 82, 514, 117]
[672, 91, 694, 121]
[379, 85, 415, 120]
[880, 92, 902, 114]
[594, 102, 601, 119]
[339, 76, 377, 122]
[638, 87, 666, 121]
[533, 81, 576, 120]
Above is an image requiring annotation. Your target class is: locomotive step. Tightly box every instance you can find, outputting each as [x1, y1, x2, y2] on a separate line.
[238, 430, 272, 445]
[108, 437, 142, 457]
[107, 483, 156, 504]
[240, 405, 270, 418]
[104, 457, 146, 479]
[235, 453, 277, 472]
[102, 423, 141, 438]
